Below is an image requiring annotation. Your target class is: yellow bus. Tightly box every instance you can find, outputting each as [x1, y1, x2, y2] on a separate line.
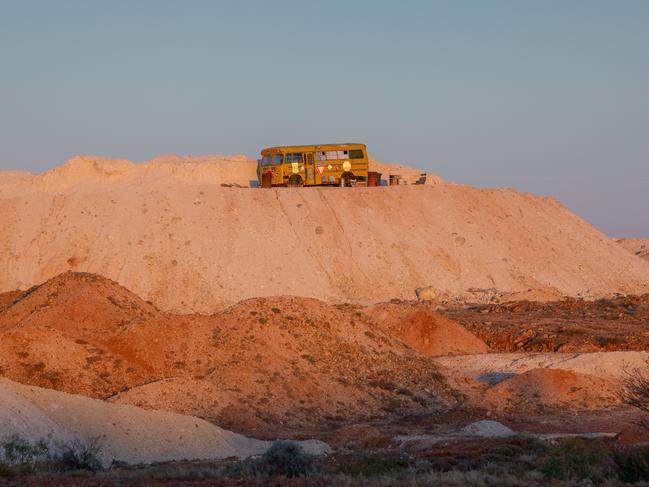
[258, 143, 369, 187]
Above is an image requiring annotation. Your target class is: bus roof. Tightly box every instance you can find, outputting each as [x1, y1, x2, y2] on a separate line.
[261, 143, 366, 154]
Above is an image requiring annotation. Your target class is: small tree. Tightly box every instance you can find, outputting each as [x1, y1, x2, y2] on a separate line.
[620, 361, 649, 431]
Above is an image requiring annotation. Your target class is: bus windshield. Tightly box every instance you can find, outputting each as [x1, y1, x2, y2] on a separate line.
[262, 155, 283, 165]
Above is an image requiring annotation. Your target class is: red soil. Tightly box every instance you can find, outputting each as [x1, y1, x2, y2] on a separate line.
[0, 272, 475, 433]
[363, 302, 489, 355]
[442, 294, 649, 352]
[482, 368, 621, 413]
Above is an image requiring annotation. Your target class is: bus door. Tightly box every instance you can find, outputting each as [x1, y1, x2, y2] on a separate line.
[304, 152, 316, 185]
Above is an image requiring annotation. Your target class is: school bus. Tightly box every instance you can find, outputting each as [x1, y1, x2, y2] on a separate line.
[258, 143, 369, 187]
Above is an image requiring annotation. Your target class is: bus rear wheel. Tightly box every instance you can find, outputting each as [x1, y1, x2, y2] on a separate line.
[287, 175, 303, 187]
[340, 172, 355, 187]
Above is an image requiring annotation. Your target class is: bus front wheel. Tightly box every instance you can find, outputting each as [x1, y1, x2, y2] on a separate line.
[287, 175, 303, 187]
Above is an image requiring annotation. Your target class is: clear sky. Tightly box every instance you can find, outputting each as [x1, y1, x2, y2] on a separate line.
[1, 0, 648, 236]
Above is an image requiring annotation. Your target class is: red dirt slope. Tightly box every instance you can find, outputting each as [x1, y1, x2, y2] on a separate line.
[0, 272, 467, 432]
[363, 302, 489, 355]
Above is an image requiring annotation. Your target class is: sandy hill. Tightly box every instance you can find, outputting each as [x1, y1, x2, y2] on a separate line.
[435, 352, 643, 415]
[368, 157, 443, 185]
[434, 351, 649, 382]
[1, 155, 648, 313]
[0, 378, 329, 467]
[0, 272, 469, 433]
[482, 368, 620, 413]
[617, 238, 649, 262]
[2, 154, 432, 194]
[0, 290, 22, 312]
[362, 302, 489, 355]
[0, 271, 160, 338]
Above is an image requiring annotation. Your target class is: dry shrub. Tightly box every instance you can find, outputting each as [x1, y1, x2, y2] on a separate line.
[619, 360, 649, 431]
[54, 437, 103, 472]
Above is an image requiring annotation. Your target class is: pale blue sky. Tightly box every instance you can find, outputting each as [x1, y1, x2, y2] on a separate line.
[1, 1, 648, 236]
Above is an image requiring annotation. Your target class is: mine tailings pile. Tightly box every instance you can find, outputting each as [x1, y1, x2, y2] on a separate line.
[0, 155, 648, 314]
[0, 272, 478, 433]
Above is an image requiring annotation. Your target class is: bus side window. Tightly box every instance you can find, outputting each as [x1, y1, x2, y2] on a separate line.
[285, 153, 303, 163]
[349, 149, 364, 159]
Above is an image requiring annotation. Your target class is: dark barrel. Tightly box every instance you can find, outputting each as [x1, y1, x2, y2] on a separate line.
[367, 171, 381, 187]
[389, 174, 401, 186]
[261, 171, 273, 188]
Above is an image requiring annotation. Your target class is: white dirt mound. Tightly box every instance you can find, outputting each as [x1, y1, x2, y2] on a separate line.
[0, 378, 330, 467]
[462, 420, 515, 438]
[434, 351, 649, 381]
[481, 368, 620, 412]
[617, 238, 649, 262]
[368, 157, 443, 185]
[7, 154, 433, 193]
[1, 155, 648, 313]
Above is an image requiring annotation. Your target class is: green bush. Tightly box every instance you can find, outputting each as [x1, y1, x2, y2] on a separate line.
[256, 440, 315, 478]
[337, 453, 410, 477]
[1, 436, 48, 471]
[489, 437, 547, 459]
[488, 444, 525, 460]
[615, 446, 649, 483]
[541, 438, 614, 483]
